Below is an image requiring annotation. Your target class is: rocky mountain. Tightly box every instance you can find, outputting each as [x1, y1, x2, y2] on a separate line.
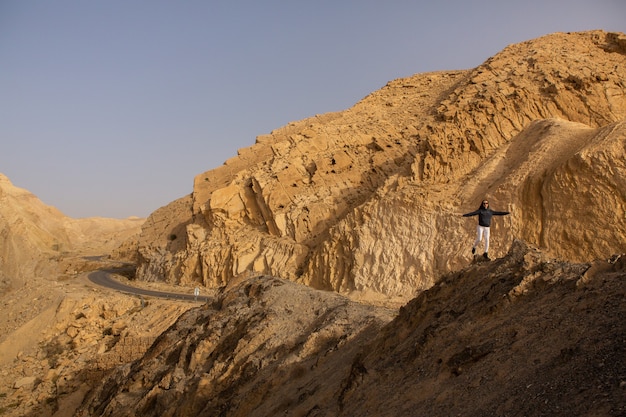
[1, 30, 625, 417]
[134, 30, 626, 305]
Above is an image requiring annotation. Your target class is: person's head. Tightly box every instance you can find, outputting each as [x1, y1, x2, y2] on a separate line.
[480, 200, 489, 209]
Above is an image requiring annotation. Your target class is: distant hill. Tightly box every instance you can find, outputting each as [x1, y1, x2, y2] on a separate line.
[0, 173, 143, 286]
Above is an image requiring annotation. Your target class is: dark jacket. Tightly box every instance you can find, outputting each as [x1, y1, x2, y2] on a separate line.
[463, 207, 509, 227]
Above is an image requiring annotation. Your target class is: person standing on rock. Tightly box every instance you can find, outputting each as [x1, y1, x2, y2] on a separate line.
[462, 200, 509, 260]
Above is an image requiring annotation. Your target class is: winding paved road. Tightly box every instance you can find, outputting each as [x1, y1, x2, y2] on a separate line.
[88, 270, 210, 303]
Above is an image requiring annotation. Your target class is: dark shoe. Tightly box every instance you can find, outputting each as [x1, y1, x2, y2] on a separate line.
[483, 252, 490, 260]
[472, 247, 476, 254]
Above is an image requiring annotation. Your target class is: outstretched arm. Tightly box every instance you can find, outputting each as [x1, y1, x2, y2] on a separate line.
[493, 211, 510, 216]
[462, 210, 479, 217]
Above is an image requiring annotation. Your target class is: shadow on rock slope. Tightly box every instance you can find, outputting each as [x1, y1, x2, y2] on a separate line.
[74, 240, 626, 417]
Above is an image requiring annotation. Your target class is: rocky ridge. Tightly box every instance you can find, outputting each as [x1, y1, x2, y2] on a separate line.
[134, 30, 626, 304]
[76, 240, 626, 417]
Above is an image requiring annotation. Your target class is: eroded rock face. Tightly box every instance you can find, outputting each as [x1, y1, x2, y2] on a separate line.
[135, 30, 626, 302]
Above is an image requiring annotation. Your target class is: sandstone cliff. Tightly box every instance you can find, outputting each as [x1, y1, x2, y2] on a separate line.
[135, 30, 626, 304]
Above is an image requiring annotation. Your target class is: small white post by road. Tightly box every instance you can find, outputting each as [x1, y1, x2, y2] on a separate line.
[194, 287, 200, 301]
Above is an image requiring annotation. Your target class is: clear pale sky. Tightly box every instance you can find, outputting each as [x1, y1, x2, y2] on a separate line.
[1, 1, 624, 218]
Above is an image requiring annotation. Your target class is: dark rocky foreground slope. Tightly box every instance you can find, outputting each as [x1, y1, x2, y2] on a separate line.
[75, 240, 626, 417]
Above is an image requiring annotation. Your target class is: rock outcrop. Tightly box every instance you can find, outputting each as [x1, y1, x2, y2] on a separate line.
[135, 30, 626, 303]
[76, 241, 626, 417]
[0, 278, 196, 417]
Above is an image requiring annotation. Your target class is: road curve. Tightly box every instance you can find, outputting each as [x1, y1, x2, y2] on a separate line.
[88, 270, 210, 303]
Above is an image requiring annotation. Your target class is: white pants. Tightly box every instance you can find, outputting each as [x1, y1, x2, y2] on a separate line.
[473, 225, 491, 253]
